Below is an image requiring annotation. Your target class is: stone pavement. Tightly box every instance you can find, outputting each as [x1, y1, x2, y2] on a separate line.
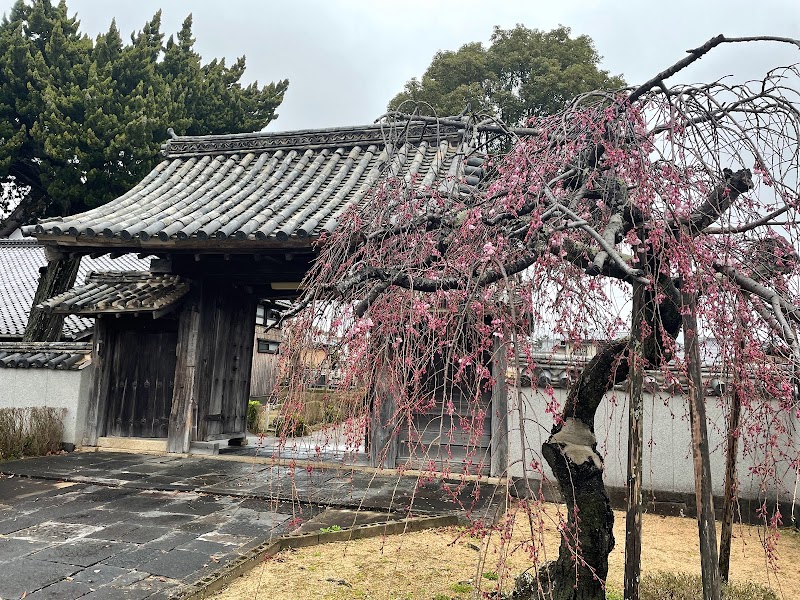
[0, 452, 502, 599]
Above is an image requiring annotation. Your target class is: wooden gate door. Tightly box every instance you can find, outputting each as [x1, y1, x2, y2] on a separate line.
[395, 359, 493, 476]
[104, 318, 178, 438]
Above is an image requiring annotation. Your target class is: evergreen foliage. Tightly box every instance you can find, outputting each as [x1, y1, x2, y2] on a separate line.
[0, 0, 289, 235]
[389, 25, 625, 123]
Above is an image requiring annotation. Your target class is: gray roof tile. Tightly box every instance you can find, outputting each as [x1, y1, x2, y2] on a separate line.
[39, 271, 189, 316]
[27, 122, 484, 247]
[0, 342, 91, 370]
[0, 240, 149, 338]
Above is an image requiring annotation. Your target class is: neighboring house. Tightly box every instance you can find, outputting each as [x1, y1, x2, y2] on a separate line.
[250, 302, 284, 398]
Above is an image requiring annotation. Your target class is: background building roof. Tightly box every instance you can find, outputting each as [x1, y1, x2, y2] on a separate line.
[0, 342, 91, 370]
[0, 240, 148, 339]
[27, 122, 485, 249]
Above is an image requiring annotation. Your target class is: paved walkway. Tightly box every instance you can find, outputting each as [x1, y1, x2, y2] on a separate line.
[0, 452, 502, 599]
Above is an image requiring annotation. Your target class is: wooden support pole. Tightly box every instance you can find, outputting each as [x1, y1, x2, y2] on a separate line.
[624, 281, 645, 600]
[369, 364, 399, 469]
[683, 290, 722, 600]
[490, 336, 509, 478]
[168, 296, 201, 453]
[83, 317, 110, 446]
[719, 335, 743, 583]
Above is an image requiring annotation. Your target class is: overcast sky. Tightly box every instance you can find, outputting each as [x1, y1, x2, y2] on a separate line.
[2, 0, 799, 131]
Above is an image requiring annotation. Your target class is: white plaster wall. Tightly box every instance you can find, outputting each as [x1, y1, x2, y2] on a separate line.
[0, 368, 91, 446]
[507, 385, 799, 503]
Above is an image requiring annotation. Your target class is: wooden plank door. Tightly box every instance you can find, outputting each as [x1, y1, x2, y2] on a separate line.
[104, 319, 177, 438]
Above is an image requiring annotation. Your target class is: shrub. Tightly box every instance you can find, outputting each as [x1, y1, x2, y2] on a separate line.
[247, 400, 263, 433]
[0, 407, 65, 460]
[323, 401, 343, 424]
[272, 415, 308, 437]
[640, 572, 778, 600]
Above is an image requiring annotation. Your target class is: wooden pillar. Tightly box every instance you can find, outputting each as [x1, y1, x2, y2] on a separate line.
[624, 281, 645, 600]
[168, 293, 201, 453]
[83, 317, 111, 446]
[369, 364, 398, 469]
[683, 290, 722, 600]
[490, 337, 509, 478]
[24, 247, 80, 341]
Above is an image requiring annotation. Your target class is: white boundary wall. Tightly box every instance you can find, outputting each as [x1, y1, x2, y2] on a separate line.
[507, 385, 799, 504]
[0, 368, 91, 447]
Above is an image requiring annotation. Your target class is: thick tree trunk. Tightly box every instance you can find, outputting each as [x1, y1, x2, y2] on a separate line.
[510, 419, 614, 600]
[0, 201, 31, 237]
[511, 341, 627, 600]
[23, 249, 81, 342]
[0, 183, 49, 238]
[538, 438, 614, 600]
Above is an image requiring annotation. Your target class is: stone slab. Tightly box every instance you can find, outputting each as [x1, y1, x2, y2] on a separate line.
[70, 563, 132, 586]
[137, 549, 215, 579]
[0, 558, 80, 598]
[88, 523, 168, 544]
[97, 437, 167, 452]
[0, 536, 48, 561]
[11, 521, 101, 542]
[31, 539, 129, 567]
[23, 579, 94, 600]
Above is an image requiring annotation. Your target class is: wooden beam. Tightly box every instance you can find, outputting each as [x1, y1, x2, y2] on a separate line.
[490, 336, 508, 478]
[83, 317, 110, 446]
[270, 282, 303, 290]
[624, 281, 646, 600]
[369, 364, 399, 469]
[168, 295, 201, 453]
[683, 290, 722, 600]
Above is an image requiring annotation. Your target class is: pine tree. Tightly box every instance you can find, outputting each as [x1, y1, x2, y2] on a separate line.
[0, 0, 289, 236]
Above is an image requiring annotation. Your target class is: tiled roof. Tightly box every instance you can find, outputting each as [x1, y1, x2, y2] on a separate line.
[26, 122, 485, 247]
[0, 240, 149, 339]
[0, 342, 91, 370]
[39, 271, 189, 317]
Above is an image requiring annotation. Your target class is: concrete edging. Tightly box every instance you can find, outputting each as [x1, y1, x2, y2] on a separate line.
[174, 514, 459, 599]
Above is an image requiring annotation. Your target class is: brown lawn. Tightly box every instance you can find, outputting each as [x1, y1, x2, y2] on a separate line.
[211, 506, 800, 599]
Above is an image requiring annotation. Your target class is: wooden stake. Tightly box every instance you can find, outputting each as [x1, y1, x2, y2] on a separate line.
[719, 335, 743, 582]
[683, 290, 722, 600]
[624, 281, 645, 600]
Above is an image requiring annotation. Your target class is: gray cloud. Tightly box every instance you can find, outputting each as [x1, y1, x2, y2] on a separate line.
[2, 0, 798, 130]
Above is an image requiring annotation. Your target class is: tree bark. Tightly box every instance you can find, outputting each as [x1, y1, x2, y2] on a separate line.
[537, 440, 614, 600]
[23, 249, 81, 342]
[683, 291, 722, 600]
[0, 199, 32, 237]
[511, 341, 627, 600]
[624, 282, 645, 600]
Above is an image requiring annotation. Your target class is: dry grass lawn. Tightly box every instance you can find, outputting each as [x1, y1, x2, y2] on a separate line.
[211, 505, 800, 600]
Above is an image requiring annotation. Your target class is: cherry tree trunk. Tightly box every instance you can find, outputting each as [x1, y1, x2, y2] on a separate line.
[537, 438, 615, 600]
